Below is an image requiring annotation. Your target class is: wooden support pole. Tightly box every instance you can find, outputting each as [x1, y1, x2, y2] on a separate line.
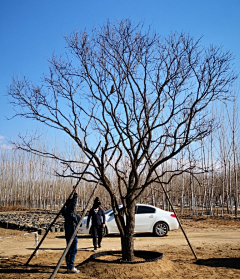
[49, 180, 100, 279]
[25, 142, 100, 265]
[145, 155, 198, 260]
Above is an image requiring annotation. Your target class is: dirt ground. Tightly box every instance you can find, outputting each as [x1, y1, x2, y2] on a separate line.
[0, 216, 240, 278]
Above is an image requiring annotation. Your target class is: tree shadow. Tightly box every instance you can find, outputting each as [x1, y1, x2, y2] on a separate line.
[76, 232, 166, 239]
[0, 262, 66, 275]
[55, 235, 92, 239]
[0, 263, 54, 275]
[79, 247, 95, 251]
[0, 268, 40, 274]
[54, 233, 168, 240]
[196, 258, 240, 270]
[26, 247, 64, 251]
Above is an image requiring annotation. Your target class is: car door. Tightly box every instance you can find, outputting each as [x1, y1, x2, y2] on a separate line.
[105, 207, 124, 234]
[135, 205, 157, 232]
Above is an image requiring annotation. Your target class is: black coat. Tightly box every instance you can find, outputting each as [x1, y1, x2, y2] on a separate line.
[62, 193, 80, 237]
[87, 207, 105, 227]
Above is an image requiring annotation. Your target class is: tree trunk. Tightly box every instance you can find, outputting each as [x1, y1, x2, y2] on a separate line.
[181, 172, 184, 215]
[151, 184, 155, 206]
[121, 231, 134, 262]
[120, 203, 135, 262]
[232, 95, 238, 217]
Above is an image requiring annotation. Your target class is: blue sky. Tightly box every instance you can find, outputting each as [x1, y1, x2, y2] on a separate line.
[0, 0, 240, 149]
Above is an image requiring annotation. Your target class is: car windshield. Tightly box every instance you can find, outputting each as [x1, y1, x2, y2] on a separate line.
[105, 206, 123, 216]
[104, 209, 113, 215]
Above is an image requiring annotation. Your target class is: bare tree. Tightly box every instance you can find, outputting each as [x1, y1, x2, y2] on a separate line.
[7, 19, 236, 261]
[229, 92, 239, 217]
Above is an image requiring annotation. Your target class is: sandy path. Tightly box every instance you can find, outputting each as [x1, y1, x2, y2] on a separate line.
[0, 226, 239, 257]
[0, 218, 240, 278]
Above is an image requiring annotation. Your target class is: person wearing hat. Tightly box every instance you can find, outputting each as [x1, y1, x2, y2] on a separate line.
[86, 197, 105, 251]
[62, 186, 80, 274]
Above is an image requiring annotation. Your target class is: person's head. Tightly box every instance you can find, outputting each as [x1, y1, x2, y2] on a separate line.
[94, 197, 100, 203]
[65, 196, 75, 209]
[93, 197, 101, 209]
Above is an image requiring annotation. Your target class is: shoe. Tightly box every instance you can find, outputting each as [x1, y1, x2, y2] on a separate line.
[67, 267, 79, 274]
[94, 247, 97, 251]
[98, 244, 101, 248]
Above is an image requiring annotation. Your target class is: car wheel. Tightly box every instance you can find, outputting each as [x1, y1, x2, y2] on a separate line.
[153, 221, 168, 237]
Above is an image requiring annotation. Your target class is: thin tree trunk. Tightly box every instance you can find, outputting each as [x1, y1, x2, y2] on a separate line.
[232, 94, 238, 217]
[181, 172, 184, 215]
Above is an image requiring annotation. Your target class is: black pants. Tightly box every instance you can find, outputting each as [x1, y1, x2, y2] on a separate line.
[92, 225, 102, 248]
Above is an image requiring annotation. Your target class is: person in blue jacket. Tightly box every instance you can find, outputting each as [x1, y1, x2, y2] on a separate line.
[62, 187, 80, 274]
[86, 197, 105, 251]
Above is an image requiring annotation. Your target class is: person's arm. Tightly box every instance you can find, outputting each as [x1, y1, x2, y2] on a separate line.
[101, 208, 105, 227]
[86, 209, 92, 229]
[69, 193, 77, 213]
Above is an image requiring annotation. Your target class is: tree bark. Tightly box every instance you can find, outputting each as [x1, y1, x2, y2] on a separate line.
[121, 203, 135, 261]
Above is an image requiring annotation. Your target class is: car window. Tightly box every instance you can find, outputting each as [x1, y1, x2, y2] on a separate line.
[136, 205, 156, 214]
[109, 207, 123, 216]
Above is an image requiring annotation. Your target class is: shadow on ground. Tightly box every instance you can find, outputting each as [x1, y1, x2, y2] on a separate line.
[74, 232, 165, 239]
[196, 257, 240, 269]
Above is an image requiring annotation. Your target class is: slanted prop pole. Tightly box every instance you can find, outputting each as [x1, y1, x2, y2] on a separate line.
[25, 142, 101, 265]
[145, 155, 198, 260]
[49, 180, 100, 279]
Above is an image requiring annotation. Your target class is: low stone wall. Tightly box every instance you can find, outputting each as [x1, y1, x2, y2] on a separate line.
[0, 210, 68, 234]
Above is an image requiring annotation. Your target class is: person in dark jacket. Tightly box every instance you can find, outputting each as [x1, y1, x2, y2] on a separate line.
[62, 187, 80, 274]
[86, 197, 105, 251]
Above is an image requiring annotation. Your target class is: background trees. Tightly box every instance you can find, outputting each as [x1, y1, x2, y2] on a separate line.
[6, 19, 236, 261]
